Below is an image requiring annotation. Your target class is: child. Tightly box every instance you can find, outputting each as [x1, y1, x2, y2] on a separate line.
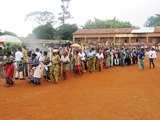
[32, 63, 43, 85]
[29, 53, 41, 85]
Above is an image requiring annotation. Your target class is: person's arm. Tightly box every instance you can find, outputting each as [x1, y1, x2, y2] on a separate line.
[154, 51, 157, 59]
[67, 56, 70, 63]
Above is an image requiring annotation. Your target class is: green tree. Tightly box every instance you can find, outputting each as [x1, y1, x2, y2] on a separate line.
[83, 18, 132, 29]
[145, 14, 160, 27]
[32, 23, 56, 39]
[57, 24, 78, 40]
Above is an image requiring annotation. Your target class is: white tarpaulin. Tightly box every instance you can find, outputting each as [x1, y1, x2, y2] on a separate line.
[131, 27, 155, 33]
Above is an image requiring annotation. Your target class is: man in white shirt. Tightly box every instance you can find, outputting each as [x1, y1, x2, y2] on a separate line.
[148, 48, 157, 69]
[35, 48, 41, 60]
[15, 48, 23, 62]
[15, 48, 24, 79]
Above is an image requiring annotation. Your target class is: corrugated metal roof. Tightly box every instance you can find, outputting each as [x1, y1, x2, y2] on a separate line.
[154, 26, 160, 33]
[74, 28, 134, 35]
[73, 27, 160, 35]
[131, 27, 155, 33]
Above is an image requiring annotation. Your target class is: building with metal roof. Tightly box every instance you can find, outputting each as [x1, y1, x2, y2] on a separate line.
[73, 27, 160, 48]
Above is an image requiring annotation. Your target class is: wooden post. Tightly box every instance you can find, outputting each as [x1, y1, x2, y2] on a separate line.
[73, 36, 75, 42]
[146, 35, 149, 43]
[129, 37, 131, 46]
[146, 35, 149, 47]
[113, 36, 116, 46]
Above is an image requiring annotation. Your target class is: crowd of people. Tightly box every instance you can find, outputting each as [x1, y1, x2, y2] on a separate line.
[1, 45, 157, 87]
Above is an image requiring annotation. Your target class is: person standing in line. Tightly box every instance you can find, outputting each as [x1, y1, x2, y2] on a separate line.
[87, 49, 94, 73]
[22, 46, 28, 78]
[35, 48, 41, 60]
[3, 51, 15, 87]
[15, 47, 24, 80]
[92, 49, 97, 72]
[61, 51, 70, 80]
[138, 48, 145, 70]
[114, 50, 119, 66]
[119, 48, 125, 66]
[148, 48, 157, 69]
[74, 51, 82, 75]
[110, 49, 114, 67]
[106, 49, 111, 68]
[78, 49, 86, 73]
[32, 60, 42, 85]
[96, 50, 104, 71]
[69, 49, 74, 73]
[50, 49, 61, 84]
[43, 51, 50, 81]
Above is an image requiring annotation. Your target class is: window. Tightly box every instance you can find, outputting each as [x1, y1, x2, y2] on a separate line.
[125, 39, 128, 43]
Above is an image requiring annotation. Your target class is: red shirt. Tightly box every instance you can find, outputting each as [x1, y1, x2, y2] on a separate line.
[5, 64, 14, 79]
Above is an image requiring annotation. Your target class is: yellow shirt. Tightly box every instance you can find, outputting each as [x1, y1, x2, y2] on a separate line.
[52, 55, 60, 65]
[22, 48, 28, 63]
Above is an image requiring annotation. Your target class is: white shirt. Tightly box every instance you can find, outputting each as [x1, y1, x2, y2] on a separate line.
[61, 55, 70, 63]
[39, 55, 45, 62]
[78, 52, 86, 61]
[15, 51, 23, 61]
[148, 50, 157, 59]
[96, 53, 104, 59]
[35, 52, 41, 59]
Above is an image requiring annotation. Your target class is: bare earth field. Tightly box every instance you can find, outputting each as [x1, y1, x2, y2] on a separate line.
[1, 60, 160, 120]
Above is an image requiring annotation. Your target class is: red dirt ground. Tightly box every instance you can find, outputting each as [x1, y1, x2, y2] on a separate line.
[1, 60, 160, 120]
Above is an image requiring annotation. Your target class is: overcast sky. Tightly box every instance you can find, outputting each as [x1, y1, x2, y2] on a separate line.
[0, 0, 159, 36]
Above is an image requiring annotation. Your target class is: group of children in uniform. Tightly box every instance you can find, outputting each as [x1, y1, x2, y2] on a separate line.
[1, 45, 156, 87]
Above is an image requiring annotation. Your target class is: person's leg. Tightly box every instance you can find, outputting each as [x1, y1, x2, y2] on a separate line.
[54, 66, 59, 83]
[81, 61, 85, 72]
[49, 66, 54, 82]
[117, 59, 120, 66]
[114, 59, 116, 66]
[107, 58, 110, 68]
[149, 59, 152, 69]
[23, 63, 28, 77]
[111, 58, 113, 67]
[19, 71, 24, 80]
[100, 60, 103, 71]
[15, 71, 19, 79]
[37, 78, 41, 85]
[138, 59, 141, 69]
[96, 60, 99, 71]
[63, 69, 66, 80]
[8, 77, 14, 86]
[140, 59, 144, 69]
[141, 60, 144, 69]
[5, 77, 10, 86]
[93, 57, 96, 71]
[152, 59, 155, 68]
[153, 61, 155, 68]
[88, 59, 92, 72]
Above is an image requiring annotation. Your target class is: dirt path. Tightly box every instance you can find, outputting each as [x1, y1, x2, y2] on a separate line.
[1, 61, 160, 120]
